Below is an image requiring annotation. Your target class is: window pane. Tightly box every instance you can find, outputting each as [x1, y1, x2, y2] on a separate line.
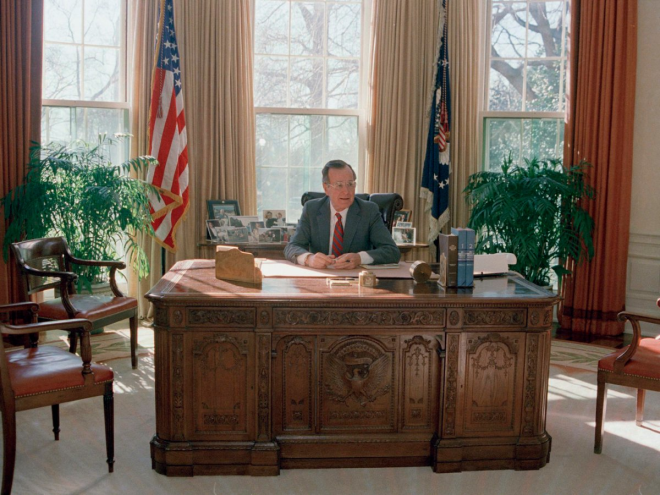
[526, 59, 561, 112]
[290, 2, 325, 56]
[84, 47, 120, 101]
[491, 2, 526, 59]
[484, 117, 564, 170]
[84, 0, 122, 46]
[289, 58, 324, 108]
[254, 56, 289, 107]
[256, 114, 359, 222]
[44, 0, 82, 43]
[326, 59, 359, 109]
[527, 2, 565, 58]
[327, 3, 361, 58]
[489, 61, 523, 111]
[254, 1, 289, 55]
[43, 44, 82, 100]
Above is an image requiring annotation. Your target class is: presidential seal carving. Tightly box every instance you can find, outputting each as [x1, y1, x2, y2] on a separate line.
[324, 341, 391, 407]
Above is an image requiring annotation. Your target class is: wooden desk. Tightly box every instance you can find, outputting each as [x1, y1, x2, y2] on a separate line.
[197, 240, 428, 261]
[146, 260, 557, 476]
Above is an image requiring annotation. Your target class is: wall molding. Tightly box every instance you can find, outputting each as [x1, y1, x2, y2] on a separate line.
[626, 233, 660, 336]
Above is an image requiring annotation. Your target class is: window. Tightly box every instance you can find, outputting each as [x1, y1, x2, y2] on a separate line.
[253, 0, 367, 222]
[483, 0, 569, 169]
[42, 0, 128, 163]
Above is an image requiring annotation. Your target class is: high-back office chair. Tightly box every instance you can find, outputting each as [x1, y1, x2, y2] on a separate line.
[0, 302, 114, 494]
[300, 192, 404, 232]
[11, 237, 140, 369]
[594, 298, 660, 453]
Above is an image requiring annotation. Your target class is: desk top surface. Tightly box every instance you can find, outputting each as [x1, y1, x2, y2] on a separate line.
[146, 259, 556, 304]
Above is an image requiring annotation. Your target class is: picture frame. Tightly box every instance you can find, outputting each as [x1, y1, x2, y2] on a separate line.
[207, 200, 241, 220]
[396, 221, 413, 228]
[263, 209, 287, 228]
[258, 227, 282, 244]
[393, 209, 412, 227]
[206, 219, 223, 242]
[228, 215, 259, 228]
[392, 226, 416, 245]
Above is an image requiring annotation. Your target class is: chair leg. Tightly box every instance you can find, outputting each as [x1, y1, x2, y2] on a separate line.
[130, 315, 138, 370]
[636, 389, 646, 426]
[51, 404, 60, 440]
[68, 330, 78, 354]
[2, 405, 17, 495]
[104, 383, 115, 473]
[594, 378, 607, 454]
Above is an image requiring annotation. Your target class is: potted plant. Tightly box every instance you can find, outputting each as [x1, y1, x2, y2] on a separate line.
[2, 134, 158, 292]
[463, 154, 596, 287]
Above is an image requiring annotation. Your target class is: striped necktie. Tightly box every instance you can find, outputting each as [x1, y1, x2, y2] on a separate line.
[332, 212, 344, 257]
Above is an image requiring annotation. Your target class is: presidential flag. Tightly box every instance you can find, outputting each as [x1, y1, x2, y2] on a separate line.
[420, 0, 451, 245]
[147, 0, 189, 252]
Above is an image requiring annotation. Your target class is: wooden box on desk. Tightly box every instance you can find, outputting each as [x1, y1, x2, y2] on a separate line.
[215, 245, 263, 284]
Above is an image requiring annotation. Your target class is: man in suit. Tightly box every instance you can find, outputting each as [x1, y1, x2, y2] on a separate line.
[284, 160, 400, 269]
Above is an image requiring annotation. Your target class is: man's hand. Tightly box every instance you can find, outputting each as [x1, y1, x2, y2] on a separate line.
[333, 253, 361, 270]
[307, 253, 336, 269]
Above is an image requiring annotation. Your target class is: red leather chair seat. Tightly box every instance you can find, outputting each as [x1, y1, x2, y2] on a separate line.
[39, 295, 137, 321]
[598, 339, 660, 380]
[7, 346, 113, 398]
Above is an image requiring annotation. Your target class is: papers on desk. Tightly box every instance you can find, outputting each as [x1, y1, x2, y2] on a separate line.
[259, 260, 414, 279]
[360, 263, 400, 270]
[473, 253, 517, 277]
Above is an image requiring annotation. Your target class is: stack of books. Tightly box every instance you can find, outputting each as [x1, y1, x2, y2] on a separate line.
[437, 228, 475, 288]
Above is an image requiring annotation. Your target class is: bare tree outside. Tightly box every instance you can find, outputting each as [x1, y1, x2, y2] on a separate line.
[254, 0, 362, 222]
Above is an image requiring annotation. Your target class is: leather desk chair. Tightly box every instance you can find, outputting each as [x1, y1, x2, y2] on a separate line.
[0, 302, 114, 494]
[594, 298, 660, 453]
[300, 192, 404, 232]
[10, 237, 140, 369]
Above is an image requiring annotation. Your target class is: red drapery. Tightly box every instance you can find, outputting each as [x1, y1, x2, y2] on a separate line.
[560, 0, 638, 335]
[0, 0, 43, 305]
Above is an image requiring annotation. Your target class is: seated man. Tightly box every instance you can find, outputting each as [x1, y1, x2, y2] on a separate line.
[284, 160, 401, 270]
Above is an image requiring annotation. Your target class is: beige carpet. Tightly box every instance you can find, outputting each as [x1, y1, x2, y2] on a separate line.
[4, 329, 660, 495]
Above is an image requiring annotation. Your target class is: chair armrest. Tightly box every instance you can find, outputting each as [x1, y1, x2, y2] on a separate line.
[0, 302, 39, 318]
[68, 257, 126, 297]
[614, 311, 660, 371]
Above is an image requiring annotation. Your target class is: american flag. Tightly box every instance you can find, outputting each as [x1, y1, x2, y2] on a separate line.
[147, 0, 189, 252]
[420, 0, 451, 246]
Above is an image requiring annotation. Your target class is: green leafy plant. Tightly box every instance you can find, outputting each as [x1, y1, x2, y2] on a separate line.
[2, 135, 159, 292]
[464, 154, 596, 287]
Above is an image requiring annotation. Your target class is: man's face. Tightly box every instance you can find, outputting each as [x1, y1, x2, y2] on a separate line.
[323, 166, 355, 211]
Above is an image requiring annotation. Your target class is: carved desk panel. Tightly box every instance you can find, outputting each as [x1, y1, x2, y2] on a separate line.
[146, 260, 557, 476]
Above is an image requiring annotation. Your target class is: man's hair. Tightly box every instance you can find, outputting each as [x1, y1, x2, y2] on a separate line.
[322, 159, 356, 183]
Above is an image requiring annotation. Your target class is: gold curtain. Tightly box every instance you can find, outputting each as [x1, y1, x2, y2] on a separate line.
[560, 0, 638, 335]
[447, 0, 484, 229]
[130, 0, 256, 318]
[0, 0, 43, 305]
[366, 0, 440, 258]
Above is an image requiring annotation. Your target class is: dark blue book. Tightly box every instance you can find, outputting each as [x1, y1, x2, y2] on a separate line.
[465, 228, 475, 287]
[451, 227, 467, 286]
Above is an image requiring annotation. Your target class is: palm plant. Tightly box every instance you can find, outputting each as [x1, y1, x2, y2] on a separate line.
[464, 154, 596, 287]
[2, 134, 159, 292]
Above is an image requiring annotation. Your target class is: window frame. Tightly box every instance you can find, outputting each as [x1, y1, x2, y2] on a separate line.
[480, 0, 569, 170]
[252, 0, 372, 219]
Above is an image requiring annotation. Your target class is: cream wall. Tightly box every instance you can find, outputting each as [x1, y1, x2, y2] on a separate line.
[627, 0, 660, 334]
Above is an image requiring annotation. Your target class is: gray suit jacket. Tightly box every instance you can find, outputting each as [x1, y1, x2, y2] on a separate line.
[284, 197, 401, 265]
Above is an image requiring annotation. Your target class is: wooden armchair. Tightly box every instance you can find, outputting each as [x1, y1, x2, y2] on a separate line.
[595, 298, 660, 453]
[0, 302, 114, 494]
[10, 237, 140, 369]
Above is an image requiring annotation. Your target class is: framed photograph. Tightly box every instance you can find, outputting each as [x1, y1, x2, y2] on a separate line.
[263, 209, 287, 228]
[258, 227, 282, 244]
[397, 221, 413, 228]
[228, 215, 258, 228]
[224, 226, 249, 243]
[207, 200, 241, 220]
[206, 219, 223, 242]
[392, 226, 416, 245]
[393, 209, 412, 227]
